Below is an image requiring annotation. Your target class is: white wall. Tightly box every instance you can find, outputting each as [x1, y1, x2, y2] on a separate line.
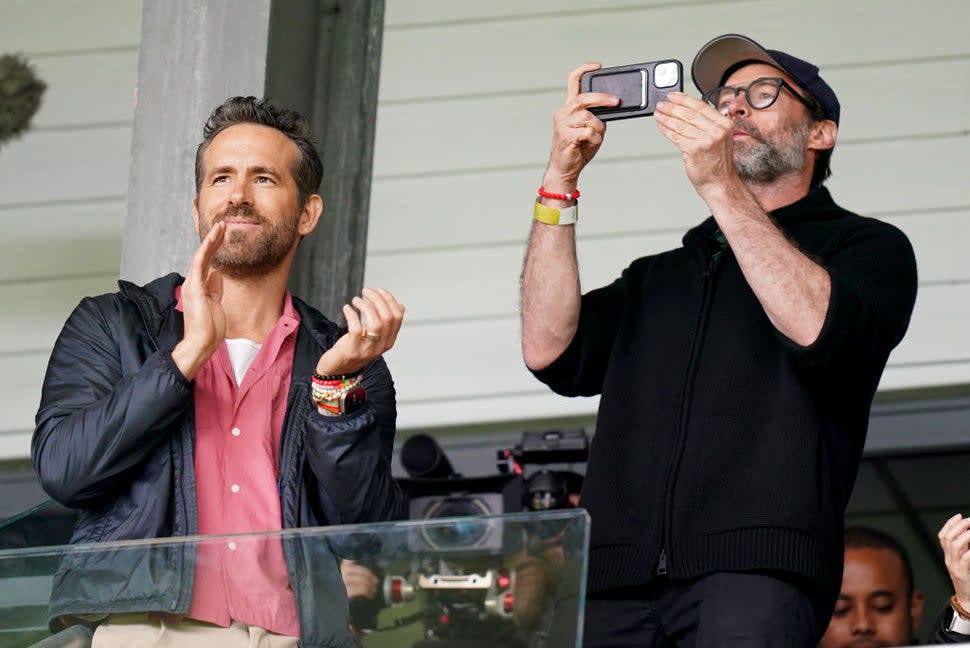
[0, 0, 967, 461]
[0, 0, 141, 458]
[367, 0, 970, 432]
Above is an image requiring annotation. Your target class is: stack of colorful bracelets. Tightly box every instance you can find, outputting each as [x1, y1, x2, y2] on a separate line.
[310, 371, 364, 415]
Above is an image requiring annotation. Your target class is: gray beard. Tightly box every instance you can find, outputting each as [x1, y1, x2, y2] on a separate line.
[733, 118, 810, 184]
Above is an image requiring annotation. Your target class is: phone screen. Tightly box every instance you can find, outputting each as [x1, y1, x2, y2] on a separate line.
[589, 69, 646, 109]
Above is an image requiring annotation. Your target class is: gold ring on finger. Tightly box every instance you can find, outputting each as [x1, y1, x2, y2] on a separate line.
[362, 330, 382, 341]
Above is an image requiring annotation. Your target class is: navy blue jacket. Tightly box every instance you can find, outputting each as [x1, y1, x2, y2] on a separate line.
[32, 273, 402, 647]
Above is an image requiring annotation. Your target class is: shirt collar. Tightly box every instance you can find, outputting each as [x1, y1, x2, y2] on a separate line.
[174, 285, 299, 325]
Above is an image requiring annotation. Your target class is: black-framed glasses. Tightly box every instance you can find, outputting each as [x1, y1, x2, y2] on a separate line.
[702, 77, 822, 117]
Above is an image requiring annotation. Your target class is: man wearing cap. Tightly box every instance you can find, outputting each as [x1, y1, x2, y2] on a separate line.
[520, 33, 918, 646]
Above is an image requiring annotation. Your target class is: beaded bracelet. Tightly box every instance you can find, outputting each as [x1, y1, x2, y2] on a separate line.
[316, 398, 343, 416]
[537, 186, 580, 201]
[311, 382, 361, 404]
[310, 373, 363, 404]
[313, 371, 363, 382]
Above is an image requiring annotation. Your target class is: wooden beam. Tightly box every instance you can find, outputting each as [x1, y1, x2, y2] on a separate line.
[277, 0, 386, 317]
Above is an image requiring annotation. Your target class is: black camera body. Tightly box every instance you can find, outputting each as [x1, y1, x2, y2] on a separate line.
[398, 474, 522, 555]
[387, 430, 589, 646]
[497, 429, 589, 512]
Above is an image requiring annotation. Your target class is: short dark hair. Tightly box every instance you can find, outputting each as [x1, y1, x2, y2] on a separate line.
[194, 96, 323, 206]
[844, 526, 915, 596]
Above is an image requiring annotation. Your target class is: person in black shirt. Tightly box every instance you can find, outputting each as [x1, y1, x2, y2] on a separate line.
[520, 33, 918, 647]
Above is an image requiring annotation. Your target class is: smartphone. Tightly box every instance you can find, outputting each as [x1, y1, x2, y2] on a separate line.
[579, 59, 683, 121]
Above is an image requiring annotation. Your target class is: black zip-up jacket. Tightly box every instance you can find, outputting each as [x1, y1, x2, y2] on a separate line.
[532, 187, 918, 610]
[32, 273, 403, 647]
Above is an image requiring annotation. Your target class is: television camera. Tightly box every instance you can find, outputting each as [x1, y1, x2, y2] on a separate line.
[374, 430, 588, 645]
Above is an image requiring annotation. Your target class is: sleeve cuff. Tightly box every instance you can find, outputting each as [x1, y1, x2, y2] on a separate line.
[949, 605, 970, 634]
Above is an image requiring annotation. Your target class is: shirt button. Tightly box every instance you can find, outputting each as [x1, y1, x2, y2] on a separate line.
[231, 427, 241, 437]
[227, 541, 237, 551]
[230, 484, 240, 494]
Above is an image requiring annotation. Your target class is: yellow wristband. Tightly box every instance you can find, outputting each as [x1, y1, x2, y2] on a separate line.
[533, 200, 578, 226]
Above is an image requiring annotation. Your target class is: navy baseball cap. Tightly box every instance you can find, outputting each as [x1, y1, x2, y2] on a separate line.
[692, 33, 840, 125]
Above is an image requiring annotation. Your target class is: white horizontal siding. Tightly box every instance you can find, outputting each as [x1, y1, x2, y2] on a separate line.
[2, 0, 967, 458]
[384, 0, 699, 26]
[29, 50, 139, 129]
[0, 0, 140, 459]
[889, 284, 970, 368]
[0, 277, 119, 355]
[381, 286, 970, 430]
[369, 0, 970, 431]
[0, 277, 118, 449]
[378, 0, 970, 102]
[368, 208, 967, 327]
[0, 353, 47, 453]
[1, 0, 142, 54]
[369, 136, 968, 252]
[373, 58, 970, 178]
[0, 200, 125, 282]
[0, 126, 132, 205]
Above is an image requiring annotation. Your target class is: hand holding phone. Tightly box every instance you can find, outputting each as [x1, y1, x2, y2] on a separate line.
[579, 60, 683, 121]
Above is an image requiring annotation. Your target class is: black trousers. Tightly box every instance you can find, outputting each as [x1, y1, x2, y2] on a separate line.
[583, 572, 821, 648]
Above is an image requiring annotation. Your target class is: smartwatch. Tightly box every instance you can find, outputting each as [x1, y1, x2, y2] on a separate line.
[339, 385, 367, 415]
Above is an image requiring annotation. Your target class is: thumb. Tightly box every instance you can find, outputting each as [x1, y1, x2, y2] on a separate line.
[204, 267, 223, 302]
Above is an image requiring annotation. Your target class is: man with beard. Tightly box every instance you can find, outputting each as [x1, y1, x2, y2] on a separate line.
[820, 527, 925, 648]
[520, 34, 918, 646]
[32, 97, 404, 647]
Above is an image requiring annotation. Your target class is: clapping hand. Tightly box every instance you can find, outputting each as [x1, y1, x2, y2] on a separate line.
[172, 221, 227, 380]
[315, 288, 405, 377]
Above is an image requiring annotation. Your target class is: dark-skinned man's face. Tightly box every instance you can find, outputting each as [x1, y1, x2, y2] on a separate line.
[820, 547, 924, 648]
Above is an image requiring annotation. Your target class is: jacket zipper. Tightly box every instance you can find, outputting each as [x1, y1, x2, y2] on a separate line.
[657, 244, 727, 576]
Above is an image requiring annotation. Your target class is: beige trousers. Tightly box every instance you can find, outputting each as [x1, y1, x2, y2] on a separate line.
[91, 614, 299, 648]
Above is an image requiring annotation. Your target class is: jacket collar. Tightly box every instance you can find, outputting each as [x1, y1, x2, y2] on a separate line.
[289, 295, 341, 377]
[117, 273, 185, 347]
[115, 273, 342, 371]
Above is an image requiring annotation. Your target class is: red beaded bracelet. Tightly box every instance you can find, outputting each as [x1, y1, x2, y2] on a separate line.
[537, 186, 580, 201]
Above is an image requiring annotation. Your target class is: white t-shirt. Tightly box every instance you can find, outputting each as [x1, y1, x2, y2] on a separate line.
[224, 338, 262, 386]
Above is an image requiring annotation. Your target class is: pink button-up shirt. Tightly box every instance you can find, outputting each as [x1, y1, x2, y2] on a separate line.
[176, 287, 302, 637]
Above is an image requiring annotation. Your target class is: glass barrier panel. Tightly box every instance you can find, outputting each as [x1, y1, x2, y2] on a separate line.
[0, 509, 588, 648]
